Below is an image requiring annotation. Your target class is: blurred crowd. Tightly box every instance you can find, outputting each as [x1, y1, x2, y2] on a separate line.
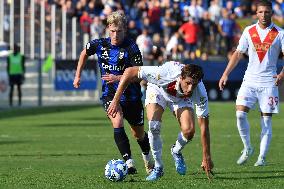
[46, 0, 284, 64]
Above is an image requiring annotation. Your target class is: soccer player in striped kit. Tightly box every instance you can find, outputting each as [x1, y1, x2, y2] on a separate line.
[73, 11, 153, 174]
[219, 0, 284, 166]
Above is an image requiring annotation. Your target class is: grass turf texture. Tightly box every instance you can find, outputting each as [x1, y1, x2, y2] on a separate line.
[0, 102, 283, 189]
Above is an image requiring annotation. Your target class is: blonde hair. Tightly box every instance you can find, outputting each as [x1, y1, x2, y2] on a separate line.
[107, 11, 127, 28]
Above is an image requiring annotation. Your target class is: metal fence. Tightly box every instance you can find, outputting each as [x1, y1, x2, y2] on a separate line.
[0, 0, 89, 60]
[0, 0, 100, 108]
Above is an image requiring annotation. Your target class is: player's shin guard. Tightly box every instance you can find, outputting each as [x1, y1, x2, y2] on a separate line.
[148, 121, 163, 168]
[172, 132, 189, 154]
[236, 111, 251, 149]
[259, 116, 272, 159]
[137, 132, 151, 155]
[114, 127, 131, 161]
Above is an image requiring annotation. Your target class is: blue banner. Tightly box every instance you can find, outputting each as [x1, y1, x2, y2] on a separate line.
[55, 60, 97, 91]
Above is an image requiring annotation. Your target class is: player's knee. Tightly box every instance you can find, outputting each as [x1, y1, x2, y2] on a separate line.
[148, 120, 161, 135]
[182, 126, 195, 140]
[236, 111, 247, 120]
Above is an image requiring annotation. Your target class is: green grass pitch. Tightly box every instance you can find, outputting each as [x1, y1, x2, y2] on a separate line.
[0, 102, 283, 188]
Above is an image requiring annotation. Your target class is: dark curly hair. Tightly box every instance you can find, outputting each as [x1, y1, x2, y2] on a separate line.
[181, 64, 204, 82]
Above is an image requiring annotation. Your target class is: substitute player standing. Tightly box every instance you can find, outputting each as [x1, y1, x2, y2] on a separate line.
[108, 61, 214, 181]
[219, 0, 284, 166]
[73, 11, 153, 174]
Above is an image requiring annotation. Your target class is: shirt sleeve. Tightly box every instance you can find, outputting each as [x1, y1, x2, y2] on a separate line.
[138, 66, 161, 85]
[192, 81, 209, 117]
[127, 42, 143, 66]
[236, 27, 249, 53]
[85, 39, 99, 56]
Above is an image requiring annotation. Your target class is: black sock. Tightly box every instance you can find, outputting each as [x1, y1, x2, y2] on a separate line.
[114, 127, 131, 161]
[137, 132, 150, 155]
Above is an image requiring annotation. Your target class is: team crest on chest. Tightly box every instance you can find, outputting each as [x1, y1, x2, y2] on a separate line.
[119, 52, 124, 59]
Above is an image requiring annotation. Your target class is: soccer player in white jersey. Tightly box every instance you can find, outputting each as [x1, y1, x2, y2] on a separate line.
[107, 61, 214, 181]
[219, 0, 284, 167]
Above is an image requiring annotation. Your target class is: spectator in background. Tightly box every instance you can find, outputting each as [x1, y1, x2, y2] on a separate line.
[162, 9, 176, 43]
[7, 44, 25, 107]
[136, 28, 153, 62]
[100, 4, 113, 23]
[148, 33, 165, 66]
[218, 9, 237, 56]
[199, 11, 215, 60]
[166, 32, 183, 61]
[62, 0, 75, 18]
[127, 20, 141, 40]
[80, 11, 92, 34]
[179, 16, 199, 59]
[74, 1, 84, 19]
[147, 0, 162, 34]
[273, 2, 284, 26]
[90, 16, 105, 39]
[187, 0, 205, 23]
[171, 0, 183, 30]
[208, 0, 222, 23]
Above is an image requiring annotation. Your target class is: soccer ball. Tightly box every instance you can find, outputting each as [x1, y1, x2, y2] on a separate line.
[105, 159, 128, 182]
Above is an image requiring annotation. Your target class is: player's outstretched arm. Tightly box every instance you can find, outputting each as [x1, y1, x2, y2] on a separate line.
[73, 49, 88, 88]
[198, 117, 214, 180]
[219, 51, 243, 91]
[107, 67, 140, 117]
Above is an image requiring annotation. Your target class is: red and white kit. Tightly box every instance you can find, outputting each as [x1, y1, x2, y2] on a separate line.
[138, 61, 209, 117]
[236, 22, 284, 113]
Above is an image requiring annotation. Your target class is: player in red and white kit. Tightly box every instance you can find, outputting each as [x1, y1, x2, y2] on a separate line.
[108, 61, 213, 181]
[219, 0, 284, 166]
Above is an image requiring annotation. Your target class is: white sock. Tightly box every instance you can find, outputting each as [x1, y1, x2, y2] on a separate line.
[236, 111, 251, 149]
[259, 116, 272, 159]
[172, 132, 189, 154]
[148, 130, 163, 168]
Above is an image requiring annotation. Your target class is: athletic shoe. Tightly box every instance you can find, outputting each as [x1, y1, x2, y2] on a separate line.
[237, 147, 254, 165]
[171, 145, 186, 175]
[142, 153, 154, 174]
[254, 156, 266, 166]
[146, 167, 164, 181]
[126, 159, 137, 174]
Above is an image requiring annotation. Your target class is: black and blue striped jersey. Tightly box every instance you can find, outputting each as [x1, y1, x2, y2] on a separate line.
[85, 37, 143, 101]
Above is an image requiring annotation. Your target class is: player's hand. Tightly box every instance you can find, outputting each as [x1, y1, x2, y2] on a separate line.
[201, 158, 214, 181]
[102, 74, 118, 84]
[107, 100, 119, 118]
[73, 77, 81, 88]
[219, 75, 228, 91]
[273, 72, 284, 86]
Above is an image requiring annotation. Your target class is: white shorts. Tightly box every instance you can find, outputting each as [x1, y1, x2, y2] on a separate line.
[145, 82, 209, 117]
[236, 84, 279, 113]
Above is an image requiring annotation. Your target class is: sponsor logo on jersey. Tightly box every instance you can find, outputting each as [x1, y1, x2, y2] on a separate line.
[101, 63, 125, 71]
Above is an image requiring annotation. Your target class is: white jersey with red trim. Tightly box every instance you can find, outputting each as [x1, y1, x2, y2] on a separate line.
[236, 22, 284, 87]
[138, 61, 206, 100]
[138, 61, 184, 100]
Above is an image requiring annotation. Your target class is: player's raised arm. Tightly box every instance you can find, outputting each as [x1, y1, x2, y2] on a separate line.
[73, 48, 88, 88]
[219, 51, 243, 91]
[107, 66, 140, 117]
